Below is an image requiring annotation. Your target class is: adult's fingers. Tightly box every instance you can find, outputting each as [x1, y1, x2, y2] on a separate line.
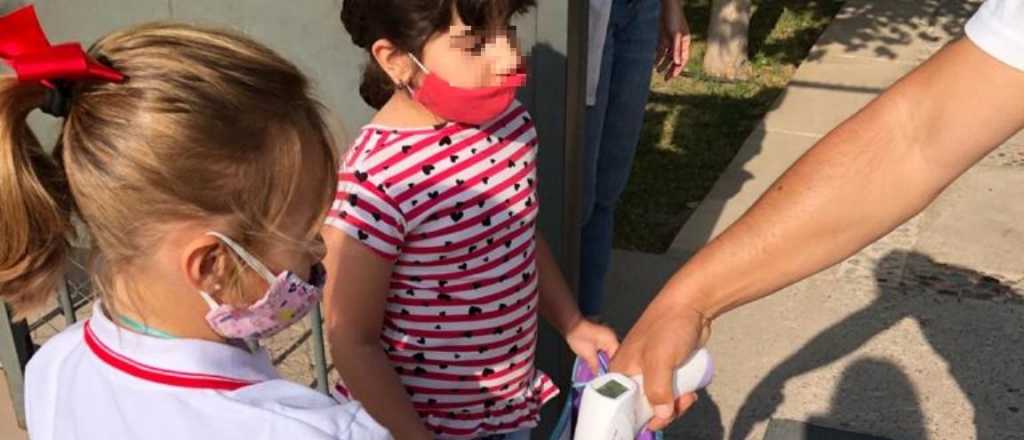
[648, 393, 698, 431]
[658, 51, 675, 77]
[673, 33, 684, 66]
[640, 337, 681, 430]
[665, 33, 691, 80]
[655, 39, 670, 74]
[672, 33, 686, 76]
[676, 392, 699, 414]
[676, 34, 692, 78]
[680, 34, 692, 66]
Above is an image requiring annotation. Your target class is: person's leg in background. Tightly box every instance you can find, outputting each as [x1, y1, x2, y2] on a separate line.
[579, 0, 617, 318]
[472, 429, 531, 440]
[579, 0, 661, 317]
[505, 429, 531, 440]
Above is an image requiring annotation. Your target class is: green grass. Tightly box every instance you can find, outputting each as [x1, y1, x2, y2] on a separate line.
[614, 0, 845, 252]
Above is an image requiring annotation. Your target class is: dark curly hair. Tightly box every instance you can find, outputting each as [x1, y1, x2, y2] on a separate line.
[341, 0, 535, 109]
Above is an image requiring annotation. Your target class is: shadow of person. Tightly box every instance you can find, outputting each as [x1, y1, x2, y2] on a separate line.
[729, 250, 1024, 440]
[805, 358, 926, 440]
[665, 388, 726, 440]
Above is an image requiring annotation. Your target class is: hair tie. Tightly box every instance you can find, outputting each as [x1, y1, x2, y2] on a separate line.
[0, 6, 125, 118]
[40, 81, 72, 118]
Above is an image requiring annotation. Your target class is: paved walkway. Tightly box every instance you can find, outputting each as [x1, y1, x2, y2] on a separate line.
[603, 1, 1024, 439]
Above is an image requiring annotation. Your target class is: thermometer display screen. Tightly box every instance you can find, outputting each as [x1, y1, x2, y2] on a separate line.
[596, 379, 629, 399]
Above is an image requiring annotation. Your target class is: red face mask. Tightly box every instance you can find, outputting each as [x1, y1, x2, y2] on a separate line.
[408, 54, 527, 126]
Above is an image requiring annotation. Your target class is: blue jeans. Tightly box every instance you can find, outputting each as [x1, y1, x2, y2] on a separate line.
[475, 429, 531, 440]
[579, 0, 661, 316]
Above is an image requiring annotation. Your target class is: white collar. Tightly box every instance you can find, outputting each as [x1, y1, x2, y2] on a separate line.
[85, 302, 280, 390]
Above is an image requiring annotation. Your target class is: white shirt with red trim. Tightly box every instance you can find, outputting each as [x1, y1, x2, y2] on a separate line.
[24, 303, 391, 440]
[325, 102, 559, 439]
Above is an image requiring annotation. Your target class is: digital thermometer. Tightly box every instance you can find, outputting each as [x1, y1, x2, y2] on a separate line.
[574, 349, 714, 440]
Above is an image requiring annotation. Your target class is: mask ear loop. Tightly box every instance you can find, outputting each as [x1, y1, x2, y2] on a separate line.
[401, 54, 431, 95]
[198, 291, 221, 309]
[408, 53, 430, 74]
[206, 232, 278, 284]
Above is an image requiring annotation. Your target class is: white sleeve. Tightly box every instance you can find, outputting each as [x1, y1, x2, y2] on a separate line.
[24, 323, 86, 440]
[965, 0, 1024, 71]
[230, 380, 393, 440]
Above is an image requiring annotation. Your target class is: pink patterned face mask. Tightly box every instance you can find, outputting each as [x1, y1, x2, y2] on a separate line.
[199, 232, 325, 341]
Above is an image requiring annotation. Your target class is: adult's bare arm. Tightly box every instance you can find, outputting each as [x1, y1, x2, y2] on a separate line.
[610, 38, 1024, 430]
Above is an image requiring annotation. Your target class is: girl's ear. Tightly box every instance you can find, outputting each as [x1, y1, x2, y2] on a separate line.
[371, 38, 416, 86]
[182, 235, 228, 294]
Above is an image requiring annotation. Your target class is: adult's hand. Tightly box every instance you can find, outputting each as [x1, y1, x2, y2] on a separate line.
[657, 0, 691, 80]
[609, 296, 709, 430]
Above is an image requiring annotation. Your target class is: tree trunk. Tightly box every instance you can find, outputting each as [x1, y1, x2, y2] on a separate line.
[703, 0, 753, 80]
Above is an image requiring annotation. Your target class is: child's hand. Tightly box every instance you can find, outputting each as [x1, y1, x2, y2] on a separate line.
[565, 319, 620, 374]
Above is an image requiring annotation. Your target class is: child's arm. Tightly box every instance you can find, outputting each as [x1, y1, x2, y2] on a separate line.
[535, 236, 582, 334]
[535, 236, 619, 373]
[323, 228, 433, 440]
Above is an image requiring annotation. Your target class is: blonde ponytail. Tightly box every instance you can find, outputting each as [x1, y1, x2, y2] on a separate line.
[0, 78, 74, 318]
[0, 23, 336, 320]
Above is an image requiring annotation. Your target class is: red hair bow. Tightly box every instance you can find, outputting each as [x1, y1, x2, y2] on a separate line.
[0, 5, 124, 84]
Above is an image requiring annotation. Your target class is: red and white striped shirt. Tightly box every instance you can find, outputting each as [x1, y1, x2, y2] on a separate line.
[326, 102, 559, 439]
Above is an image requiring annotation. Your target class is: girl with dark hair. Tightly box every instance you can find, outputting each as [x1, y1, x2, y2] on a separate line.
[324, 1, 620, 439]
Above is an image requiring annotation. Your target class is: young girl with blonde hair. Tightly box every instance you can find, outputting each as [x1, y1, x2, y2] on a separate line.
[0, 6, 389, 439]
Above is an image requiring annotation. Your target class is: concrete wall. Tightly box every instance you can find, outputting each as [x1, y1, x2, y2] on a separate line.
[4, 0, 371, 145]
